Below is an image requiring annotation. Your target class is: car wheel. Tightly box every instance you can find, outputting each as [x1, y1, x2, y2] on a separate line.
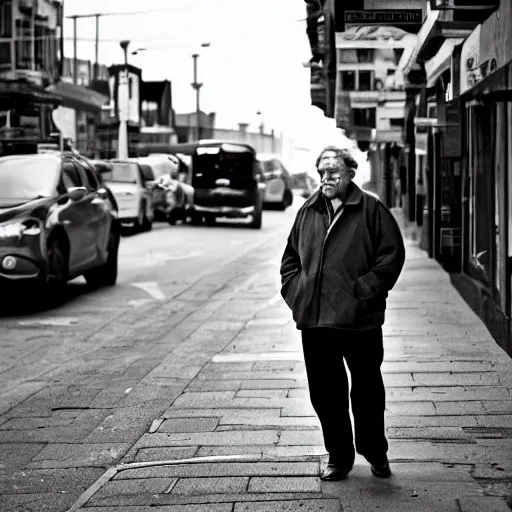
[142, 211, 153, 232]
[190, 212, 203, 226]
[40, 239, 68, 305]
[134, 206, 145, 233]
[84, 228, 119, 288]
[204, 215, 216, 226]
[279, 189, 293, 210]
[167, 210, 178, 225]
[250, 200, 263, 230]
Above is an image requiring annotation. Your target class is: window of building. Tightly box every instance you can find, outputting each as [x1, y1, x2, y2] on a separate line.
[358, 71, 373, 91]
[353, 108, 376, 128]
[128, 77, 133, 99]
[357, 49, 373, 63]
[338, 50, 357, 63]
[0, 0, 12, 37]
[390, 118, 404, 128]
[341, 71, 355, 91]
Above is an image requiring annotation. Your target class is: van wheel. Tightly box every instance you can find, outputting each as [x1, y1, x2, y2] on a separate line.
[85, 229, 119, 288]
[142, 212, 153, 232]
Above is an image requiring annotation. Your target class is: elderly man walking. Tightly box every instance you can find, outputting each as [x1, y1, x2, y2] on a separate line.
[280, 146, 405, 481]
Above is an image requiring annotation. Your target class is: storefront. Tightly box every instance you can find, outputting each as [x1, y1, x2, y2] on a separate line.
[454, 2, 512, 355]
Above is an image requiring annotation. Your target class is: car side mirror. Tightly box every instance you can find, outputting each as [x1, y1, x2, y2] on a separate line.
[68, 186, 87, 201]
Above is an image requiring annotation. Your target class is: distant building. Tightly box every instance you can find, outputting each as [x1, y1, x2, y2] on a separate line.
[0, 0, 63, 140]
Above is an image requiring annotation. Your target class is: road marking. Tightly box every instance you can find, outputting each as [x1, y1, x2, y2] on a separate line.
[144, 251, 203, 266]
[268, 292, 282, 305]
[132, 282, 166, 300]
[233, 273, 260, 293]
[212, 352, 303, 363]
[128, 298, 154, 308]
[18, 317, 79, 327]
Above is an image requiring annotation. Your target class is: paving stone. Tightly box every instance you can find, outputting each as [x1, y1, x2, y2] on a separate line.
[236, 390, 288, 399]
[134, 431, 279, 448]
[158, 418, 220, 433]
[0, 491, 77, 512]
[457, 496, 512, 512]
[386, 401, 436, 415]
[171, 476, 249, 495]
[162, 408, 281, 419]
[278, 431, 324, 446]
[82, 505, 233, 511]
[412, 372, 500, 386]
[27, 443, 131, 469]
[196, 371, 306, 381]
[248, 476, 320, 493]
[385, 415, 478, 427]
[134, 447, 199, 463]
[116, 462, 320, 480]
[473, 415, 512, 427]
[92, 478, 175, 500]
[382, 361, 496, 373]
[482, 401, 512, 414]
[434, 401, 486, 415]
[239, 380, 306, 390]
[185, 380, 243, 392]
[387, 426, 469, 440]
[0, 467, 103, 494]
[218, 415, 320, 428]
[234, 500, 342, 512]
[0, 443, 46, 470]
[196, 446, 266, 457]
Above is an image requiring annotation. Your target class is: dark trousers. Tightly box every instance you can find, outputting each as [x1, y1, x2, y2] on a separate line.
[301, 327, 388, 466]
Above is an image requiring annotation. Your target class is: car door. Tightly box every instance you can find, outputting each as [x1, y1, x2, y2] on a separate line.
[75, 158, 111, 265]
[58, 160, 94, 272]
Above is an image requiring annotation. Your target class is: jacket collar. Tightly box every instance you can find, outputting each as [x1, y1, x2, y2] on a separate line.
[306, 181, 363, 211]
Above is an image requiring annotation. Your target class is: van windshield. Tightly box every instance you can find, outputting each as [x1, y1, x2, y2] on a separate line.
[109, 164, 136, 183]
[193, 147, 255, 189]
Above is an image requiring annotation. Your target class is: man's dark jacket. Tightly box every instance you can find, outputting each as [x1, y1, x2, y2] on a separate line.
[280, 183, 405, 330]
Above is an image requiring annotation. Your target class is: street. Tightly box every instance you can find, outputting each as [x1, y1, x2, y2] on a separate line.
[1, 201, 512, 512]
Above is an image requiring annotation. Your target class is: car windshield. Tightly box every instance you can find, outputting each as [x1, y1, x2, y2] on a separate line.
[109, 165, 136, 183]
[0, 156, 59, 206]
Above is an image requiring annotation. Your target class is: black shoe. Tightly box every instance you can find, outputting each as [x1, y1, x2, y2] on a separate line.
[370, 457, 391, 478]
[320, 463, 353, 481]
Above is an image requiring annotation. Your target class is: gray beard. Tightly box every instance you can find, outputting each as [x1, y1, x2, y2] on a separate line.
[322, 177, 350, 198]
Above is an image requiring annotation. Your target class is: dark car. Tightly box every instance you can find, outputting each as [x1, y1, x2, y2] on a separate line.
[257, 154, 294, 210]
[137, 141, 266, 229]
[0, 152, 120, 304]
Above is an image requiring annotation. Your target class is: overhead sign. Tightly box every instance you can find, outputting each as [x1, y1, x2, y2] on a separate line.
[345, 10, 423, 25]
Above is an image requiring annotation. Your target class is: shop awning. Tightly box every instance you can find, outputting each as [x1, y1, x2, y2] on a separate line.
[425, 38, 465, 88]
[0, 79, 61, 108]
[47, 81, 109, 114]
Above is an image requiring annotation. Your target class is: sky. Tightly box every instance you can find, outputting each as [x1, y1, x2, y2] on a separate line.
[63, 0, 370, 181]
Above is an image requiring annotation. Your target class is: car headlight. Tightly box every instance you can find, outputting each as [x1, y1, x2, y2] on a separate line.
[0, 221, 41, 238]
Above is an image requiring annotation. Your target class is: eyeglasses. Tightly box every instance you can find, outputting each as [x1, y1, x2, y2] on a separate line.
[319, 171, 343, 183]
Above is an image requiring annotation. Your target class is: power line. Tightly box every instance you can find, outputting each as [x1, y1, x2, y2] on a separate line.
[65, 6, 192, 19]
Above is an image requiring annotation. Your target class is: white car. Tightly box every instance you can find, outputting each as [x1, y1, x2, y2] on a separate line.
[105, 160, 154, 232]
[257, 154, 294, 210]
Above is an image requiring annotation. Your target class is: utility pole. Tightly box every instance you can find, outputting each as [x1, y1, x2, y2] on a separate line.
[117, 40, 130, 160]
[94, 14, 100, 80]
[71, 15, 77, 84]
[191, 53, 202, 140]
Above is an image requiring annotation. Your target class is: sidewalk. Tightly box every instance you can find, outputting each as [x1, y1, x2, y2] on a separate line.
[68, 236, 512, 511]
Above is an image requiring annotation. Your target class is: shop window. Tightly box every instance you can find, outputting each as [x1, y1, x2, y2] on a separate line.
[358, 71, 373, 91]
[1, 1, 12, 37]
[353, 108, 376, 128]
[341, 71, 355, 91]
[390, 118, 404, 128]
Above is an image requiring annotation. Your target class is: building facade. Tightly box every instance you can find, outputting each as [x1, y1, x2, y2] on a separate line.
[404, 0, 511, 355]
[335, 25, 417, 203]
[0, 0, 63, 140]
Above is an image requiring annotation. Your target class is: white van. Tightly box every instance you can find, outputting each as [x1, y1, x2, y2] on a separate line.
[105, 160, 154, 232]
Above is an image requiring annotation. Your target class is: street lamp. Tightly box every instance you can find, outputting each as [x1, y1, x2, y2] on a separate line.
[191, 42, 211, 140]
[118, 39, 130, 160]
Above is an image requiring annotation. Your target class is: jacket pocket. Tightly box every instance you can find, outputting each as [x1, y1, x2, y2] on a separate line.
[281, 271, 301, 312]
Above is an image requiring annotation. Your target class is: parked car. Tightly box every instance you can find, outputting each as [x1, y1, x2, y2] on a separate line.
[257, 154, 294, 210]
[137, 141, 266, 228]
[105, 160, 154, 232]
[289, 171, 319, 199]
[0, 152, 120, 304]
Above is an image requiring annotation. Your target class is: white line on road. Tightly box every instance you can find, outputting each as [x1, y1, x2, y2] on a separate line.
[268, 292, 282, 305]
[18, 317, 79, 327]
[131, 282, 166, 300]
[144, 251, 203, 266]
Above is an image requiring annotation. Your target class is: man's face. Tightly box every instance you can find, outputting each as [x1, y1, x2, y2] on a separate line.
[317, 150, 354, 199]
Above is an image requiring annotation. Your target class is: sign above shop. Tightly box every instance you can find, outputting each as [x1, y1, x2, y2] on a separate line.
[344, 10, 423, 25]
